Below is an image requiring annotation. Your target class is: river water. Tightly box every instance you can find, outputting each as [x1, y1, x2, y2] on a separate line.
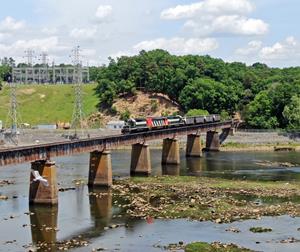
[0, 150, 300, 252]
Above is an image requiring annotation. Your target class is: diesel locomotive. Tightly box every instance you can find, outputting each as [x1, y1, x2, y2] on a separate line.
[121, 114, 221, 134]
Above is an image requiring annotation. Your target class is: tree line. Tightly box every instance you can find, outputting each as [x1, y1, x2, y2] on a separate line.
[92, 50, 300, 129]
[1, 51, 300, 129]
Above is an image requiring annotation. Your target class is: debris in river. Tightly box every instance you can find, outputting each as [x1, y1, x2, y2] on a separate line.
[0, 195, 8, 200]
[4, 240, 16, 244]
[0, 180, 15, 187]
[280, 237, 300, 243]
[226, 227, 241, 233]
[249, 227, 272, 233]
[255, 160, 299, 168]
[112, 177, 300, 223]
[58, 187, 76, 192]
[72, 179, 86, 186]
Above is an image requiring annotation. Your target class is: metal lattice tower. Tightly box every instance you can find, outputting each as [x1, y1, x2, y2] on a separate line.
[24, 49, 35, 66]
[70, 46, 85, 136]
[5, 79, 21, 144]
[39, 52, 49, 66]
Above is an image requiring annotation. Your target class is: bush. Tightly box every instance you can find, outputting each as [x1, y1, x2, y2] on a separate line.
[120, 109, 131, 121]
[150, 99, 158, 112]
[186, 109, 209, 116]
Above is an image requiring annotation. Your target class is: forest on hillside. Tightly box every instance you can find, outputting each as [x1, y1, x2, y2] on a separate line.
[91, 49, 300, 130]
[1, 50, 300, 129]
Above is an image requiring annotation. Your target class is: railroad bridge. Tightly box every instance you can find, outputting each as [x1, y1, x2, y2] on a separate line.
[0, 120, 237, 205]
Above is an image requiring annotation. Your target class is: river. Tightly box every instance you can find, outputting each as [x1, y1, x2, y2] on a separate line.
[0, 150, 300, 251]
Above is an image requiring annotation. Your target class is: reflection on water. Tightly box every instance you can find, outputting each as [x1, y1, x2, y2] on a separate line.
[1, 150, 300, 251]
[185, 157, 205, 174]
[89, 187, 112, 231]
[30, 205, 58, 251]
[162, 165, 180, 176]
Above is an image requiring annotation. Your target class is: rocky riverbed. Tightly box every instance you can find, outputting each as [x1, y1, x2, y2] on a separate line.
[111, 176, 300, 223]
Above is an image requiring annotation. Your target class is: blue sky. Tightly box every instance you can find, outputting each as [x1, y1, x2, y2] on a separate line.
[0, 0, 299, 67]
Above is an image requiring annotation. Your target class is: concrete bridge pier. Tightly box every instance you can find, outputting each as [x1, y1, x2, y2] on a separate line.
[29, 160, 58, 205]
[130, 143, 151, 176]
[162, 138, 180, 165]
[205, 131, 220, 151]
[88, 150, 112, 187]
[186, 134, 202, 157]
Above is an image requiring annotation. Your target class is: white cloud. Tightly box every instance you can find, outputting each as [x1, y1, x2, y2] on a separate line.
[95, 5, 113, 22]
[161, 0, 253, 20]
[0, 33, 7, 42]
[234, 36, 300, 66]
[184, 15, 268, 36]
[70, 26, 98, 40]
[161, 0, 268, 36]
[109, 50, 135, 59]
[235, 40, 262, 55]
[259, 36, 299, 61]
[133, 37, 218, 55]
[41, 27, 58, 35]
[0, 16, 25, 33]
[0, 37, 69, 63]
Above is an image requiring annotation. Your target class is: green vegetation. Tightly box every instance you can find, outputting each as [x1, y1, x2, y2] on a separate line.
[186, 109, 209, 116]
[91, 50, 300, 129]
[2, 51, 300, 129]
[283, 95, 300, 129]
[150, 99, 158, 112]
[119, 109, 131, 121]
[185, 242, 253, 252]
[249, 227, 272, 233]
[0, 84, 98, 125]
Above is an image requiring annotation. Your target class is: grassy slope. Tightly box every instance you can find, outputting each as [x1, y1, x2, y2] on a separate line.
[0, 84, 99, 125]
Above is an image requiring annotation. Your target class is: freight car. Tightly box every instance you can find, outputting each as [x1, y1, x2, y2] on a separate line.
[121, 114, 220, 134]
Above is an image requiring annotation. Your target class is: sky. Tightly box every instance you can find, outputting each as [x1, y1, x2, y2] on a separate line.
[0, 0, 299, 67]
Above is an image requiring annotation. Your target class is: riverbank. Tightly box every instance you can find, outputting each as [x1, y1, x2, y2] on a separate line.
[112, 176, 300, 223]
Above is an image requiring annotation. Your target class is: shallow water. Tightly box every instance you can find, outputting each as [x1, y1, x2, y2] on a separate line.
[0, 150, 300, 251]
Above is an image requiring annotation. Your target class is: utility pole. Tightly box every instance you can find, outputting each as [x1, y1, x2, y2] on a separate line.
[70, 46, 86, 138]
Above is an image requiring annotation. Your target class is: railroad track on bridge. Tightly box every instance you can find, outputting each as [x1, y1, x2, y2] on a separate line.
[0, 120, 235, 166]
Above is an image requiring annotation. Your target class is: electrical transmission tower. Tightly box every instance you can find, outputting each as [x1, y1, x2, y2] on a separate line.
[70, 46, 86, 137]
[24, 49, 35, 66]
[5, 78, 22, 145]
[39, 52, 49, 66]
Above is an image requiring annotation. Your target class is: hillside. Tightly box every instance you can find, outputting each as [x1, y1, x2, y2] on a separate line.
[87, 91, 182, 126]
[0, 84, 181, 127]
[0, 84, 99, 125]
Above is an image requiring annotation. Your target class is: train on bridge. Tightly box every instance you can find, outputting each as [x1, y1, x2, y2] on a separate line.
[122, 114, 221, 134]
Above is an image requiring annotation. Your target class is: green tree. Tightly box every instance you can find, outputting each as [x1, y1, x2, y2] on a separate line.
[283, 95, 300, 129]
[117, 79, 136, 95]
[245, 91, 279, 129]
[96, 79, 117, 108]
[179, 78, 239, 114]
